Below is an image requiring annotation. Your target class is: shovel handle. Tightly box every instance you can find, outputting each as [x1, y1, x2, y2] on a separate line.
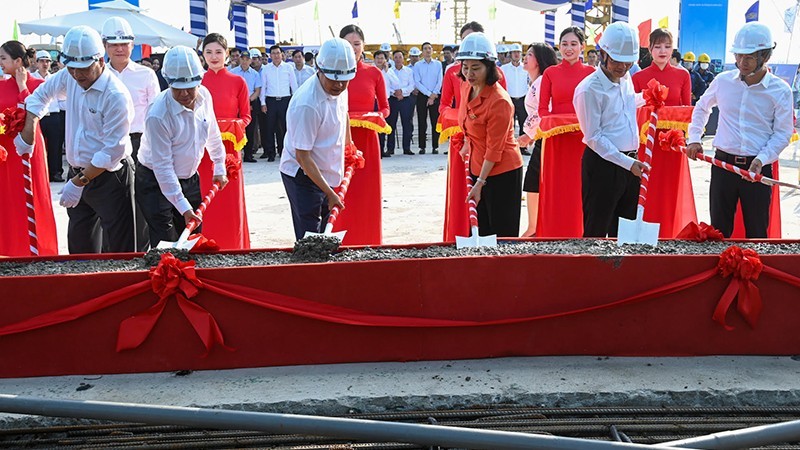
[327, 165, 355, 227]
[635, 110, 658, 214]
[185, 181, 221, 234]
[464, 154, 479, 229]
[21, 153, 39, 256]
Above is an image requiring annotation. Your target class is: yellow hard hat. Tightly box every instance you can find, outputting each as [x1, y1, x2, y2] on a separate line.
[698, 53, 711, 63]
[682, 51, 696, 62]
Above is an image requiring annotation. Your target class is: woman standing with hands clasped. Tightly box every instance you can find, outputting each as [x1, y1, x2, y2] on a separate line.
[457, 32, 523, 237]
[0, 40, 57, 256]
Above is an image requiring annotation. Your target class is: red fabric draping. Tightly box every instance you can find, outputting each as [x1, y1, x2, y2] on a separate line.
[676, 222, 725, 242]
[536, 132, 585, 238]
[731, 164, 782, 238]
[349, 111, 392, 134]
[0, 145, 6, 162]
[188, 234, 220, 253]
[443, 129, 469, 242]
[533, 114, 581, 140]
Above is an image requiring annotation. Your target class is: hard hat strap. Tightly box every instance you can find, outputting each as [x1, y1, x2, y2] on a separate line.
[164, 74, 203, 85]
[61, 53, 101, 64]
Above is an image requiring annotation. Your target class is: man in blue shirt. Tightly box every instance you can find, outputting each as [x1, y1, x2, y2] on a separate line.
[412, 42, 443, 154]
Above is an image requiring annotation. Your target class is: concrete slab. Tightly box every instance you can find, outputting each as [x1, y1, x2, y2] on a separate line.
[2, 356, 800, 427]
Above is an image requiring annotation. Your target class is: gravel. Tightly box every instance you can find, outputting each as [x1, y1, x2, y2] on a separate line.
[2, 239, 799, 277]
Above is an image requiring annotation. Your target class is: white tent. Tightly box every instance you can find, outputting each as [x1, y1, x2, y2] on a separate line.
[498, 0, 571, 10]
[18, 0, 198, 48]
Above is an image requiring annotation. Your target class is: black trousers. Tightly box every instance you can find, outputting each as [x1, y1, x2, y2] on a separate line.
[66, 159, 147, 254]
[710, 150, 772, 238]
[511, 97, 527, 148]
[581, 147, 640, 238]
[386, 96, 415, 153]
[129, 132, 142, 163]
[522, 138, 543, 193]
[416, 93, 440, 150]
[39, 111, 65, 179]
[265, 96, 291, 158]
[471, 167, 523, 237]
[134, 164, 202, 248]
[243, 99, 260, 160]
[281, 169, 331, 241]
[254, 103, 268, 157]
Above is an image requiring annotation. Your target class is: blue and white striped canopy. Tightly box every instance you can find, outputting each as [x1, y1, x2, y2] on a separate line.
[498, 0, 571, 11]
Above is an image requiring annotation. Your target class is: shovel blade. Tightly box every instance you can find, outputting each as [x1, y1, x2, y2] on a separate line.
[617, 217, 660, 247]
[456, 232, 498, 249]
[155, 236, 201, 251]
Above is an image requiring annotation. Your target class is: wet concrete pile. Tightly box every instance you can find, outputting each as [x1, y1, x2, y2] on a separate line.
[2, 239, 799, 277]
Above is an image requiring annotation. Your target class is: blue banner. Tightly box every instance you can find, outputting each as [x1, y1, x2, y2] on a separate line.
[745, 1, 759, 22]
[679, 0, 728, 67]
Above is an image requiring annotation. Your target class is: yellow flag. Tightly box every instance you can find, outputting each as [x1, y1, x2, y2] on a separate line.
[658, 16, 669, 29]
[394, 0, 401, 19]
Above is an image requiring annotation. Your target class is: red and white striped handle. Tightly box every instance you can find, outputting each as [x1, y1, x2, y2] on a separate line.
[464, 155, 479, 229]
[670, 144, 798, 188]
[327, 165, 355, 228]
[185, 181, 221, 234]
[635, 110, 658, 217]
[21, 154, 38, 256]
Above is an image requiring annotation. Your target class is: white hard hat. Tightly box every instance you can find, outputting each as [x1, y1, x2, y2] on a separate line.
[316, 37, 357, 81]
[60, 25, 104, 69]
[730, 22, 774, 54]
[455, 32, 497, 61]
[247, 48, 262, 58]
[379, 42, 392, 52]
[409, 46, 421, 56]
[35, 50, 51, 61]
[508, 43, 523, 53]
[597, 22, 639, 63]
[496, 44, 508, 53]
[162, 45, 205, 89]
[101, 16, 135, 44]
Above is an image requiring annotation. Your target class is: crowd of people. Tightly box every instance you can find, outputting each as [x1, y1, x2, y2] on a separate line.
[0, 16, 794, 258]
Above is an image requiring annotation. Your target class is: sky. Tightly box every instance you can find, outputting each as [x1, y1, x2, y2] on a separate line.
[2, 0, 800, 63]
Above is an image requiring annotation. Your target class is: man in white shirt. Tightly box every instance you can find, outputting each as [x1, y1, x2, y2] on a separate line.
[31, 50, 66, 182]
[573, 22, 647, 238]
[136, 46, 228, 247]
[260, 44, 298, 162]
[292, 49, 316, 87]
[686, 22, 793, 238]
[101, 16, 160, 163]
[230, 50, 263, 162]
[412, 42, 443, 154]
[374, 50, 401, 157]
[19, 26, 142, 254]
[387, 50, 417, 156]
[280, 38, 354, 240]
[500, 43, 531, 155]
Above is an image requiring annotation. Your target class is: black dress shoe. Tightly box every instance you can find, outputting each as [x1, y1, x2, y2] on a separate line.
[267, 156, 275, 162]
[418, 148, 426, 155]
[521, 148, 531, 156]
[381, 151, 391, 158]
[260, 153, 269, 159]
[432, 149, 439, 154]
[243, 158, 257, 163]
[403, 150, 414, 155]
[50, 175, 64, 182]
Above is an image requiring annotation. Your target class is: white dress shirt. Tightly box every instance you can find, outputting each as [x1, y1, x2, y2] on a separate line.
[280, 76, 348, 187]
[138, 86, 226, 214]
[412, 58, 443, 96]
[688, 69, 794, 165]
[294, 64, 316, 88]
[26, 67, 134, 171]
[573, 67, 643, 171]
[261, 61, 298, 105]
[523, 76, 543, 138]
[108, 60, 160, 133]
[391, 65, 415, 97]
[500, 61, 529, 98]
[31, 71, 62, 114]
[379, 66, 401, 98]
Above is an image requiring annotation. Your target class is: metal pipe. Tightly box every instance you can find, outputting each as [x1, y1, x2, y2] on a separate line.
[0, 395, 689, 450]
[659, 419, 800, 449]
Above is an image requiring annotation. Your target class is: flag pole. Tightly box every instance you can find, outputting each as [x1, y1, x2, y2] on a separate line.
[787, 0, 800, 63]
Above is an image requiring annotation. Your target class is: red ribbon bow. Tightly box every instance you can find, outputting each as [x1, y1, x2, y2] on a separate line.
[643, 79, 669, 110]
[116, 253, 232, 355]
[450, 132, 465, 154]
[658, 128, 685, 152]
[225, 153, 242, 182]
[345, 143, 366, 169]
[676, 221, 725, 242]
[713, 246, 763, 330]
[0, 107, 27, 136]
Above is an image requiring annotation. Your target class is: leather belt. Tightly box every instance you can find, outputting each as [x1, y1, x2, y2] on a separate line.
[715, 149, 756, 167]
[622, 150, 638, 158]
[267, 96, 288, 101]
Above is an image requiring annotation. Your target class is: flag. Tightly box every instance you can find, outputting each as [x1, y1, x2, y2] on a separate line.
[394, 0, 400, 19]
[352, 1, 358, 19]
[638, 19, 651, 48]
[314, 0, 319, 20]
[435, 2, 441, 21]
[585, 0, 592, 10]
[489, 0, 497, 20]
[745, 1, 759, 22]
[785, 5, 797, 33]
[658, 16, 668, 29]
[12, 20, 18, 41]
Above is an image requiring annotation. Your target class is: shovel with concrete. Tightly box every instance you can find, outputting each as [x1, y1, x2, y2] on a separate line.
[156, 181, 221, 251]
[456, 154, 497, 249]
[617, 79, 666, 247]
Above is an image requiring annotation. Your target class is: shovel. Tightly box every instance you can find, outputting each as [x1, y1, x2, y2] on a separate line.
[157, 181, 221, 251]
[20, 153, 39, 256]
[617, 106, 660, 247]
[456, 154, 497, 249]
[302, 164, 356, 241]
